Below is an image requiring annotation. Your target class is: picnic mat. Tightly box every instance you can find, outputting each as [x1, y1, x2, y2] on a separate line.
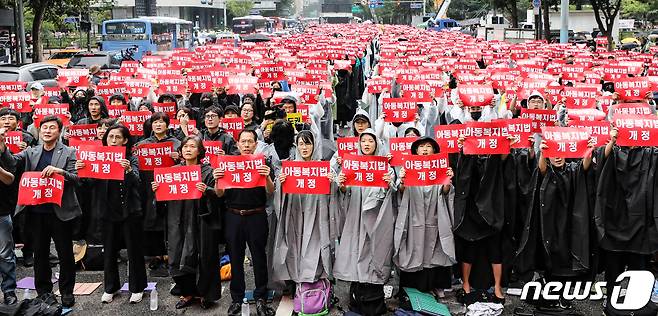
[55, 282, 102, 296]
[16, 277, 58, 290]
[120, 282, 156, 292]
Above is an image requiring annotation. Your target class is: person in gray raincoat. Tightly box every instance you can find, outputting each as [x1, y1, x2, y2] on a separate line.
[272, 130, 333, 284]
[152, 136, 220, 310]
[394, 137, 456, 296]
[333, 128, 396, 316]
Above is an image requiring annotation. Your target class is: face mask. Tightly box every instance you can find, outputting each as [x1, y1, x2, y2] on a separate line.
[200, 99, 212, 108]
[470, 111, 482, 121]
[75, 96, 85, 103]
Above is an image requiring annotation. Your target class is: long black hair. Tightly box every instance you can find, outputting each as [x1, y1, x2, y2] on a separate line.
[270, 119, 295, 160]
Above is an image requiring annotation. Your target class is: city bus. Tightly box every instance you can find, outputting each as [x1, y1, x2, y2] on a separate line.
[231, 15, 271, 35]
[101, 16, 193, 60]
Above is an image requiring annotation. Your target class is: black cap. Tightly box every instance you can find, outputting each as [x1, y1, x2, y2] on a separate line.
[411, 136, 440, 155]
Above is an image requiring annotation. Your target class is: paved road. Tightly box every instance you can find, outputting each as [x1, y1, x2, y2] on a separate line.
[5, 249, 604, 315]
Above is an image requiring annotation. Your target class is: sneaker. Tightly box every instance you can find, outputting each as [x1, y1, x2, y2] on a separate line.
[4, 292, 18, 305]
[101, 292, 115, 303]
[227, 302, 242, 316]
[256, 299, 275, 316]
[61, 293, 75, 308]
[129, 292, 143, 303]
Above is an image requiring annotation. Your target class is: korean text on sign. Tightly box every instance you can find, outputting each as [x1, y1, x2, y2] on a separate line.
[281, 161, 331, 194]
[154, 165, 203, 201]
[214, 154, 267, 189]
[77, 145, 126, 180]
[17, 172, 65, 206]
[342, 154, 389, 188]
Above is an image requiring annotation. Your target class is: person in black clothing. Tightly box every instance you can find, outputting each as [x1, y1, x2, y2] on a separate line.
[76, 124, 147, 304]
[0, 116, 81, 308]
[213, 129, 275, 316]
[0, 141, 17, 305]
[75, 96, 109, 125]
[154, 136, 221, 310]
[199, 107, 239, 155]
[61, 87, 94, 123]
[135, 113, 182, 276]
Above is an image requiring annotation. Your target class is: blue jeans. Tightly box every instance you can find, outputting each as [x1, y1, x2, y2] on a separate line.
[0, 215, 16, 294]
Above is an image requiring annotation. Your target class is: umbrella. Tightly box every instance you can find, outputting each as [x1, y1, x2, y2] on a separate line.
[621, 37, 640, 45]
[621, 42, 640, 50]
[242, 33, 271, 42]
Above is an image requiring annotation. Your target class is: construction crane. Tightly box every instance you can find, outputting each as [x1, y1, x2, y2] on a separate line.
[434, 0, 451, 19]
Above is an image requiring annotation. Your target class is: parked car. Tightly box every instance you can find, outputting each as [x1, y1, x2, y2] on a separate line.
[45, 49, 81, 67]
[67, 51, 122, 70]
[0, 63, 60, 87]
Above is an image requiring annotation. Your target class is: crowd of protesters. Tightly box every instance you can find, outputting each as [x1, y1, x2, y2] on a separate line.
[0, 23, 657, 316]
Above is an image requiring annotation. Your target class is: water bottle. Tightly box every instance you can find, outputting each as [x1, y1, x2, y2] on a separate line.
[22, 288, 30, 300]
[241, 298, 250, 316]
[651, 279, 658, 303]
[150, 289, 158, 311]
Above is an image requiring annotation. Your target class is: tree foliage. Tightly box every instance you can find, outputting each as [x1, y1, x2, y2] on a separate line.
[226, 0, 254, 18]
[589, 0, 622, 49]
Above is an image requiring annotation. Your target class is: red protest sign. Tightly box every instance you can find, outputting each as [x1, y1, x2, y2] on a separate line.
[613, 114, 658, 147]
[17, 172, 64, 206]
[201, 140, 223, 165]
[5, 131, 23, 153]
[257, 62, 286, 81]
[134, 142, 176, 171]
[541, 126, 592, 158]
[281, 161, 331, 194]
[341, 154, 389, 188]
[433, 124, 464, 154]
[336, 137, 359, 158]
[614, 77, 652, 101]
[505, 118, 534, 148]
[608, 103, 653, 117]
[97, 81, 127, 97]
[77, 145, 126, 180]
[402, 153, 450, 186]
[227, 76, 258, 95]
[120, 111, 152, 136]
[0, 92, 32, 112]
[125, 79, 151, 97]
[0, 81, 27, 92]
[68, 139, 101, 152]
[563, 86, 599, 109]
[367, 77, 390, 94]
[214, 154, 267, 189]
[520, 108, 557, 133]
[152, 102, 177, 119]
[66, 124, 98, 141]
[389, 137, 416, 166]
[154, 165, 203, 201]
[382, 98, 416, 122]
[458, 85, 495, 107]
[566, 108, 606, 122]
[33, 103, 70, 127]
[568, 120, 610, 147]
[56, 69, 89, 88]
[220, 117, 244, 141]
[463, 121, 511, 155]
[107, 105, 128, 118]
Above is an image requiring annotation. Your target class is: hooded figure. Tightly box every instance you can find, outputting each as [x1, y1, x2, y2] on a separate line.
[334, 69, 358, 125]
[332, 128, 396, 285]
[330, 109, 373, 174]
[76, 96, 109, 125]
[271, 131, 333, 283]
[394, 137, 456, 293]
[109, 93, 127, 106]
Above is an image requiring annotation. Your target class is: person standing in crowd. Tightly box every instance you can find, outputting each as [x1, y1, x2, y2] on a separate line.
[595, 126, 658, 303]
[213, 129, 275, 316]
[395, 137, 456, 298]
[135, 112, 181, 277]
[272, 130, 333, 285]
[0, 139, 16, 306]
[334, 128, 395, 316]
[0, 116, 80, 308]
[76, 96, 109, 125]
[76, 124, 147, 304]
[154, 136, 221, 310]
[199, 107, 239, 155]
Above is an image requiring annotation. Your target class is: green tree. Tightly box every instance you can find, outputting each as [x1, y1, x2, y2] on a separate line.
[226, 0, 254, 18]
[589, 0, 622, 50]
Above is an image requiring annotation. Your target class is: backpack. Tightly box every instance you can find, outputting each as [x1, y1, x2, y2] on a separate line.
[349, 283, 387, 316]
[294, 279, 332, 316]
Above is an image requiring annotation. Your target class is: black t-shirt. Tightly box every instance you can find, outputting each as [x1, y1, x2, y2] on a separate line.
[32, 148, 55, 214]
[224, 187, 267, 210]
[0, 163, 17, 216]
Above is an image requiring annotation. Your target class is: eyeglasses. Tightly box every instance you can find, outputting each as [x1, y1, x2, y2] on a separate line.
[242, 109, 253, 113]
[205, 114, 219, 119]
